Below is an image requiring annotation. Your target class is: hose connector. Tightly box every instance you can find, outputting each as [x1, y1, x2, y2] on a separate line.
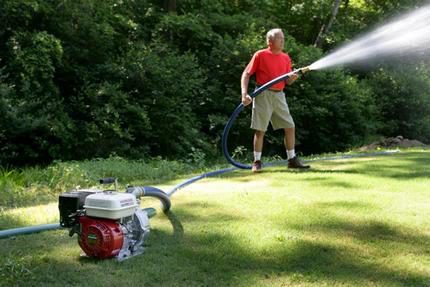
[297, 66, 311, 75]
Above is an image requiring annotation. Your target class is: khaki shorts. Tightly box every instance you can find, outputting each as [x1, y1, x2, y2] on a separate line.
[251, 90, 295, 131]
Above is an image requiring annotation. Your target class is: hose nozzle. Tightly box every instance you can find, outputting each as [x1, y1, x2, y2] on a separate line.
[297, 66, 311, 75]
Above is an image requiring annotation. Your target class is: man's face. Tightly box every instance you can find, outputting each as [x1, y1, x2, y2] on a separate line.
[270, 32, 285, 51]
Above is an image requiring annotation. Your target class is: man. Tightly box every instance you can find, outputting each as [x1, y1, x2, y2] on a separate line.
[241, 28, 310, 172]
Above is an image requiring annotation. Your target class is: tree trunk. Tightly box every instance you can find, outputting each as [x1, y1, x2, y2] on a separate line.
[163, 0, 177, 13]
[314, 0, 342, 48]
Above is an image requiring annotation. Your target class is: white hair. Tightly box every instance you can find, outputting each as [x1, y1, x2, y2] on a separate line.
[266, 28, 283, 43]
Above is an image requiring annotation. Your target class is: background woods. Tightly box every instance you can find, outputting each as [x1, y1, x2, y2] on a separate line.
[0, 0, 429, 166]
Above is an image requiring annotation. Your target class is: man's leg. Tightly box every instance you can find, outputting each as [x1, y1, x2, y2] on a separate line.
[252, 130, 265, 172]
[284, 127, 310, 169]
[254, 130, 265, 155]
[284, 127, 295, 152]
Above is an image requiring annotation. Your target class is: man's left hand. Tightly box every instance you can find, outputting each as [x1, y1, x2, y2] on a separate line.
[286, 74, 299, 85]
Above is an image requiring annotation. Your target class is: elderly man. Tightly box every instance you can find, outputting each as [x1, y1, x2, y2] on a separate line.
[241, 28, 310, 172]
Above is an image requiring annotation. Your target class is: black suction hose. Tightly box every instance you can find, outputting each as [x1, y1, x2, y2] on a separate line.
[222, 69, 305, 169]
[126, 186, 171, 212]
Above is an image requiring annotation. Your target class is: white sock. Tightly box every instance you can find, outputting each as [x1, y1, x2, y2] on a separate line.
[287, 149, 295, 160]
[254, 151, 262, 161]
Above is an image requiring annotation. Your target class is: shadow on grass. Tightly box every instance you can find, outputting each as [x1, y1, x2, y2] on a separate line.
[302, 176, 362, 189]
[311, 200, 380, 211]
[228, 151, 430, 184]
[145, 213, 430, 286]
[286, 200, 428, 252]
[165, 211, 184, 241]
[144, 199, 429, 286]
[215, 166, 361, 190]
[1, 199, 429, 286]
[319, 151, 430, 180]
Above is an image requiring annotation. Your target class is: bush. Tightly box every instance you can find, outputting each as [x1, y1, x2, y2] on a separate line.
[0, 31, 72, 166]
[366, 64, 430, 144]
[122, 45, 210, 158]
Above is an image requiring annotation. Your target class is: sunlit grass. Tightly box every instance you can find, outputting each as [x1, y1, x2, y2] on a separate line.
[0, 202, 59, 229]
[0, 149, 429, 286]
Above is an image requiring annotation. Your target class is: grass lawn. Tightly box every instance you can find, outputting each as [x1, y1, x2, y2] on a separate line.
[0, 149, 429, 286]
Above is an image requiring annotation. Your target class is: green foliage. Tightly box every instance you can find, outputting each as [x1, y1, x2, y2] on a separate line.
[0, 169, 25, 207]
[154, 13, 216, 56]
[69, 81, 151, 159]
[0, 31, 72, 165]
[366, 64, 430, 143]
[291, 68, 378, 153]
[122, 45, 209, 157]
[265, 0, 334, 45]
[0, 0, 429, 167]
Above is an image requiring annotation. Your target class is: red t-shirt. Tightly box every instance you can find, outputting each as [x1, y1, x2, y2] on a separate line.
[246, 48, 292, 90]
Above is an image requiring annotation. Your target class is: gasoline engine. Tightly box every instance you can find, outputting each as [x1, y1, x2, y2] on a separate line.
[58, 178, 171, 261]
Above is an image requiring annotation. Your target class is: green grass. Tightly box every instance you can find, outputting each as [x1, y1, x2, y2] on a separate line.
[1, 149, 429, 286]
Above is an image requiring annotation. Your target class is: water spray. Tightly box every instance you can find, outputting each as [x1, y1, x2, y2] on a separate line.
[310, 3, 430, 71]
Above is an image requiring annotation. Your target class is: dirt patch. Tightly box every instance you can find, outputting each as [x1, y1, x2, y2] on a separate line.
[359, 136, 427, 151]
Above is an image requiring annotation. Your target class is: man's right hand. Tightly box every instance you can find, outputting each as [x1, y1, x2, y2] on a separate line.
[242, 94, 252, 106]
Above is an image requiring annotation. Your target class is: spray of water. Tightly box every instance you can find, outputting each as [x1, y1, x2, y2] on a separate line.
[309, 4, 430, 71]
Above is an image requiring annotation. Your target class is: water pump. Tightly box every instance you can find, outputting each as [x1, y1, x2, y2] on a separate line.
[58, 178, 171, 261]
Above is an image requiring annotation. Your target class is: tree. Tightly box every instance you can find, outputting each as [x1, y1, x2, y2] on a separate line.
[163, 0, 176, 13]
[314, 0, 342, 48]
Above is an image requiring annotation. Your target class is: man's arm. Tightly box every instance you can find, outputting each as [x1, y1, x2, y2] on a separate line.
[241, 65, 253, 106]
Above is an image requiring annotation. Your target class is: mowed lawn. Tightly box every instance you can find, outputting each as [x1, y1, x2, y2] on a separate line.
[1, 149, 429, 286]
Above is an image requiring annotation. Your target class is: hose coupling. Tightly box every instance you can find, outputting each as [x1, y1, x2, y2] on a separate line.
[297, 66, 311, 75]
